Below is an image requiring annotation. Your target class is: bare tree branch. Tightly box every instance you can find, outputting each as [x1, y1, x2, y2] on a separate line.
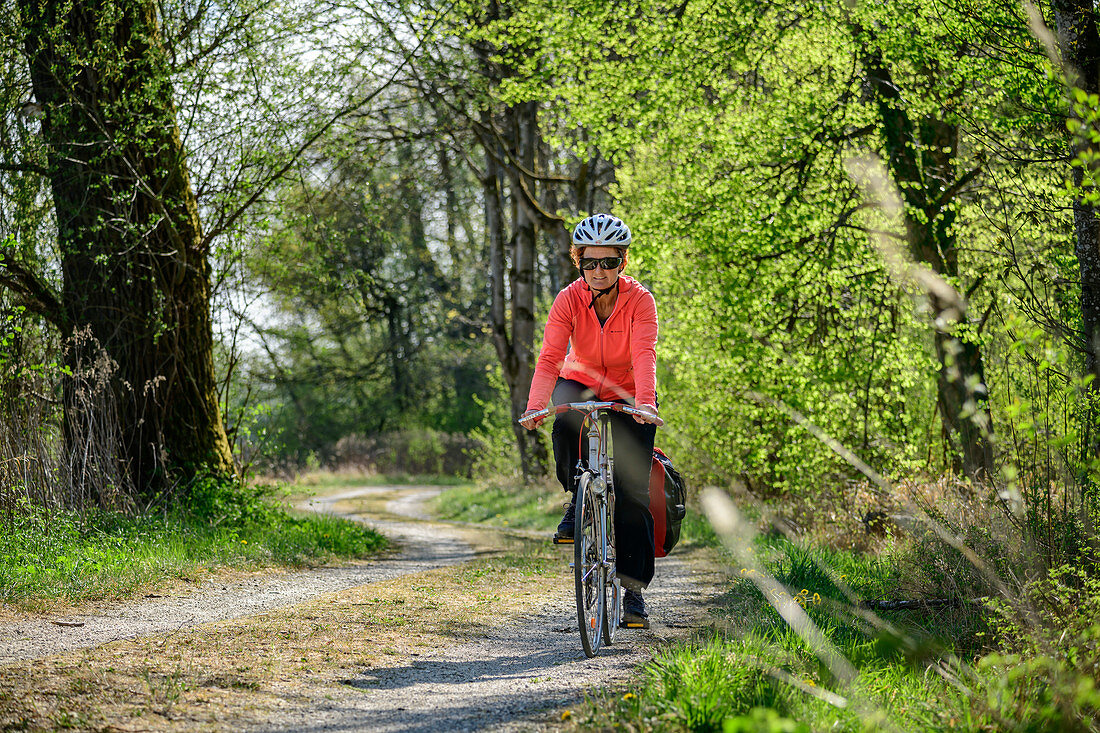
[0, 253, 66, 331]
[0, 161, 49, 176]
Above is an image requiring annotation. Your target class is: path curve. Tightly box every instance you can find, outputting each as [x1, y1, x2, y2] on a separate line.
[0, 486, 470, 665]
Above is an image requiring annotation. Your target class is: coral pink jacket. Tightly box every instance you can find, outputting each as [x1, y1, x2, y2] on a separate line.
[526, 276, 658, 411]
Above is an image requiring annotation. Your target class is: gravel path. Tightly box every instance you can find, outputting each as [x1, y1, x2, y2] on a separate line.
[246, 486, 721, 732]
[0, 486, 471, 665]
[254, 550, 715, 733]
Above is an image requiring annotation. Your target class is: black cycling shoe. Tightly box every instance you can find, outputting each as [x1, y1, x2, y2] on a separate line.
[621, 588, 650, 629]
[554, 494, 576, 540]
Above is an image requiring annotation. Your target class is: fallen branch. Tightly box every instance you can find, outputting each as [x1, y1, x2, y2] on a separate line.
[860, 597, 984, 611]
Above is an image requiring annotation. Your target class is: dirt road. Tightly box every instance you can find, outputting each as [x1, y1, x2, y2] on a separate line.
[0, 486, 724, 731]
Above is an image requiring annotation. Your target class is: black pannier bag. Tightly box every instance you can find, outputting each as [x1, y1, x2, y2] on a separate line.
[648, 448, 687, 557]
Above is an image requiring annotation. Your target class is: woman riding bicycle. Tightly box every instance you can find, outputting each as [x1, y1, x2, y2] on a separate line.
[519, 213, 660, 629]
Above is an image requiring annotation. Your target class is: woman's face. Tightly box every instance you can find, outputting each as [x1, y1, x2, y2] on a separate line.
[579, 245, 625, 291]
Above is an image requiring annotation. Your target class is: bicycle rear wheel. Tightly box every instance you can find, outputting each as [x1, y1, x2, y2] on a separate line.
[574, 472, 604, 657]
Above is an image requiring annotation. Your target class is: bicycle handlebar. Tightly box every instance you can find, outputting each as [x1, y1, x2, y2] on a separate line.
[519, 400, 664, 427]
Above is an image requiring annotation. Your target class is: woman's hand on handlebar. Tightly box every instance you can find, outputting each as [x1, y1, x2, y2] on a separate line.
[518, 408, 546, 431]
[632, 403, 660, 425]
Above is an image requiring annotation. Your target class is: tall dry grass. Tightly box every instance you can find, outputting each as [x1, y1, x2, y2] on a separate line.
[1, 327, 136, 522]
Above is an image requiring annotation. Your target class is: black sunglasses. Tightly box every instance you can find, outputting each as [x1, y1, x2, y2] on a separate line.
[579, 256, 623, 271]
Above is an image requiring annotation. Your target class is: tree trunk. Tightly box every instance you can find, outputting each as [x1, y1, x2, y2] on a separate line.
[467, 2, 549, 481]
[862, 47, 996, 479]
[439, 145, 463, 273]
[920, 119, 995, 478]
[508, 101, 549, 480]
[19, 0, 234, 502]
[540, 152, 564, 294]
[1053, 0, 1100, 465]
[482, 106, 548, 482]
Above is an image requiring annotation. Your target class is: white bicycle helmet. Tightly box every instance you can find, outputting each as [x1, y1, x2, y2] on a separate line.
[571, 214, 632, 248]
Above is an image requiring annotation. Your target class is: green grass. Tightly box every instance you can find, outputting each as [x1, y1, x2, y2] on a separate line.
[375, 473, 1099, 729]
[577, 631, 971, 732]
[291, 471, 472, 491]
[425, 476, 1099, 730]
[576, 534, 1100, 732]
[0, 481, 387, 610]
[767, 536, 897, 601]
[432, 479, 565, 531]
[680, 510, 721, 550]
[432, 478, 719, 549]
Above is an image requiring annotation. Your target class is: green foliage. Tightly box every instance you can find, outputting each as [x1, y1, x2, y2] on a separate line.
[986, 311, 1100, 567]
[480, 0, 1097, 510]
[234, 126, 501, 469]
[989, 565, 1100, 683]
[1069, 87, 1100, 207]
[186, 474, 282, 527]
[467, 364, 524, 479]
[977, 652, 1100, 732]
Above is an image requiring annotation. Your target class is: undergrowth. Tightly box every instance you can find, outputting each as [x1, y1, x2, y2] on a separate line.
[575, 529, 1100, 732]
[290, 470, 471, 491]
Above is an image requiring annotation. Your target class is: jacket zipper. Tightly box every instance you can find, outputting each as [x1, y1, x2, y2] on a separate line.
[594, 283, 625, 399]
[593, 301, 606, 398]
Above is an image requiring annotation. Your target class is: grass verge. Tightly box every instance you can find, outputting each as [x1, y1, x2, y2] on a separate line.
[432, 477, 565, 531]
[432, 476, 720, 554]
[290, 470, 472, 491]
[0, 479, 387, 612]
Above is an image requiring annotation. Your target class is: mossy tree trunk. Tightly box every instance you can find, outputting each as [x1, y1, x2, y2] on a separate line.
[861, 45, 996, 480]
[469, 0, 550, 482]
[16, 0, 234, 501]
[1053, 0, 1100, 467]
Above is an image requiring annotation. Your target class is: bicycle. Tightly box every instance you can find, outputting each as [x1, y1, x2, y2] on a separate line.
[520, 401, 663, 658]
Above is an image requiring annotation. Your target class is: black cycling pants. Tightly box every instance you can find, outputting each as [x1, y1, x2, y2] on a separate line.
[550, 378, 656, 589]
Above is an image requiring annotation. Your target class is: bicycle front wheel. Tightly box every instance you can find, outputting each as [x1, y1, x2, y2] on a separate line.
[574, 472, 604, 657]
[602, 497, 620, 644]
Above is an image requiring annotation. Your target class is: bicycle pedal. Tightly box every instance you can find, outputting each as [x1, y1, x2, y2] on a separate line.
[552, 536, 574, 545]
[622, 621, 648, 629]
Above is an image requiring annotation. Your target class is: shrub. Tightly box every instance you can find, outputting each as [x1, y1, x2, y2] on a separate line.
[332, 429, 479, 476]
